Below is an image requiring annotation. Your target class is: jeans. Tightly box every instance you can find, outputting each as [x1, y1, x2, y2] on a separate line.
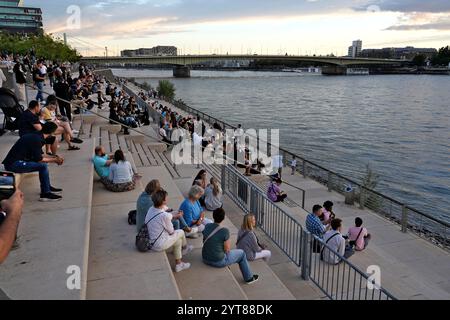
[6, 161, 51, 194]
[203, 249, 253, 282]
[36, 81, 44, 102]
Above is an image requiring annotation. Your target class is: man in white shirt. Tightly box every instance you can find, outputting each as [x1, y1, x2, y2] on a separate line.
[322, 218, 354, 265]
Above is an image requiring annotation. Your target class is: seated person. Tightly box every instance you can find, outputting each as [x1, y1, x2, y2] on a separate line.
[41, 95, 83, 151]
[237, 214, 271, 262]
[19, 100, 58, 156]
[267, 178, 287, 203]
[347, 217, 371, 251]
[159, 124, 172, 145]
[202, 208, 259, 284]
[322, 219, 355, 265]
[320, 201, 336, 226]
[179, 186, 213, 236]
[145, 189, 193, 273]
[192, 170, 207, 207]
[204, 177, 223, 211]
[105, 150, 137, 193]
[92, 146, 114, 184]
[2, 122, 64, 202]
[136, 179, 192, 235]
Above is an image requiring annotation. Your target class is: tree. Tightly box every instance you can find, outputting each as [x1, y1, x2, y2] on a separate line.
[412, 54, 427, 67]
[0, 32, 81, 62]
[157, 80, 176, 101]
[431, 46, 450, 66]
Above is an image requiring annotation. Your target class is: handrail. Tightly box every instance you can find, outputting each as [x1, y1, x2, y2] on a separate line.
[223, 164, 397, 300]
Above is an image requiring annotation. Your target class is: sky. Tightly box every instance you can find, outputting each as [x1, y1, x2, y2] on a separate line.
[25, 0, 450, 56]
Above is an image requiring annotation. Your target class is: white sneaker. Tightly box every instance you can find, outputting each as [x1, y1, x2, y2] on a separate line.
[182, 244, 194, 256]
[185, 227, 199, 239]
[175, 262, 191, 273]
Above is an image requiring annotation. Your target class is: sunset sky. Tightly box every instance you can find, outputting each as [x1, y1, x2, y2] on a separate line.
[26, 0, 450, 56]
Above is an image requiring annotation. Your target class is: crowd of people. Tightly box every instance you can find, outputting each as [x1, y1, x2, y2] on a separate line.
[132, 169, 263, 283]
[306, 201, 371, 264]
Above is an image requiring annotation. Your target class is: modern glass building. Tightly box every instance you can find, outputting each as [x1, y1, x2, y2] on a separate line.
[0, 0, 43, 34]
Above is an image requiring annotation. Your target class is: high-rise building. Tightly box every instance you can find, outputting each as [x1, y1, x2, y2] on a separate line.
[348, 40, 363, 58]
[0, 0, 43, 34]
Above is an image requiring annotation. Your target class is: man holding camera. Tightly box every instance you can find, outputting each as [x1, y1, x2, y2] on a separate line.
[2, 122, 64, 202]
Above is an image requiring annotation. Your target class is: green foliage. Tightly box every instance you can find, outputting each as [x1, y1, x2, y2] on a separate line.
[431, 46, 450, 66]
[157, 80, 176, 101]
[141, 81, 152, 91]
[0, 33, 81, 62]
[360, 163, 382, 210]
[412, 54, 427, 67]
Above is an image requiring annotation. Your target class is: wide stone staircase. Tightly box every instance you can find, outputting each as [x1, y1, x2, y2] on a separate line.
[0, 105, 322, 300]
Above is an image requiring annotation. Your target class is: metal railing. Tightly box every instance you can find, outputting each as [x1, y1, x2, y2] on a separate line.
[168, 98, 449, 249]
[222, 164, 396, 300]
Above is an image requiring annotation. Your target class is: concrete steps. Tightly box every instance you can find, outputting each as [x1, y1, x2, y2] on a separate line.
[0, 137, 96, 299]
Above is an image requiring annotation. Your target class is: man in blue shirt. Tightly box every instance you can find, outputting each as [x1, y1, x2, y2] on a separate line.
[92, 146, 113, 184]
[3, 122, 64, 202]
[306, 205, 327, 239]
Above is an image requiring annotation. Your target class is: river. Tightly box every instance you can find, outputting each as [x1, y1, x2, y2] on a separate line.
[112, 68, 450, 223]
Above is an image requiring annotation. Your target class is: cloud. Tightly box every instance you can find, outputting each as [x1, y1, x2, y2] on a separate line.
[354, 0, 450, 14]
[385, 12, 450, 31]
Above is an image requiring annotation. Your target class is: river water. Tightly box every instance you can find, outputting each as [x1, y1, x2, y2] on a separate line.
[112, 68, 450, 223]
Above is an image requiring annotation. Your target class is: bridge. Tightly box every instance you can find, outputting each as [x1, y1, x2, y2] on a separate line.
[80, 55, 407, 77]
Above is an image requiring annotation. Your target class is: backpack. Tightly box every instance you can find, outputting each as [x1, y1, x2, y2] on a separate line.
[128, 210, 136, 225]
[135, 212, 164, 252]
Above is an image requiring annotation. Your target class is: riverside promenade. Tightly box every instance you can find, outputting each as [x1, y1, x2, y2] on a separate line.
[0, 74, 448, 300]
[123, 80, 450, 300]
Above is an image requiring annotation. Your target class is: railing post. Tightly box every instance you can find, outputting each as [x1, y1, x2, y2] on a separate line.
[327, 172, 332, 192]
[401, 205, 408, 233]
[302, 160, 307, 178]
[221, 164, 226, 192]
[302, 190, 306, 210]
[359, 188, 365, 209]
[301, 230, 310, 280]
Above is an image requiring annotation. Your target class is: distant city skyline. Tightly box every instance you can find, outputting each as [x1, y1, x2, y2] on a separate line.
[25, 0, 450, 56]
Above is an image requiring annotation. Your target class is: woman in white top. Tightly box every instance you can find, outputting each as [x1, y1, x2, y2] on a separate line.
[106, 150, 137, 192]
[322, 219, 354, 265]
[204, 177, 223, 211]
[145, 189, 193, 273]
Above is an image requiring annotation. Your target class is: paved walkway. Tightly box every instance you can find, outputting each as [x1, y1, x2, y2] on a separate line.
[125, 82, 450, 300]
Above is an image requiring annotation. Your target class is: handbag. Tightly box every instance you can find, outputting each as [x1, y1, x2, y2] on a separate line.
[135, 212, 164, 252]
[128, 210, 137, 225]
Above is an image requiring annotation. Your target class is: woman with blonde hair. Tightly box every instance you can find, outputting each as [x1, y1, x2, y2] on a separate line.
[204, 177, 223, 211]
[236, 214, 272, 262]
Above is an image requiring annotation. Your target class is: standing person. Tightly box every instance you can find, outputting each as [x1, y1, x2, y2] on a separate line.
[53, 75, 73, 122]
[13, 57, 27, 103]
[145, 190, 193, 273]
[202, 208, 259, 284]
[290, 156, 297, 175]
[2, 122, 64, 202]
[236, 214, 271, 262]
[33, 61, 45, 103]
[322, 219, 355, 264]
[47, 64, 54, 88]
[347, 217, 371, 251]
